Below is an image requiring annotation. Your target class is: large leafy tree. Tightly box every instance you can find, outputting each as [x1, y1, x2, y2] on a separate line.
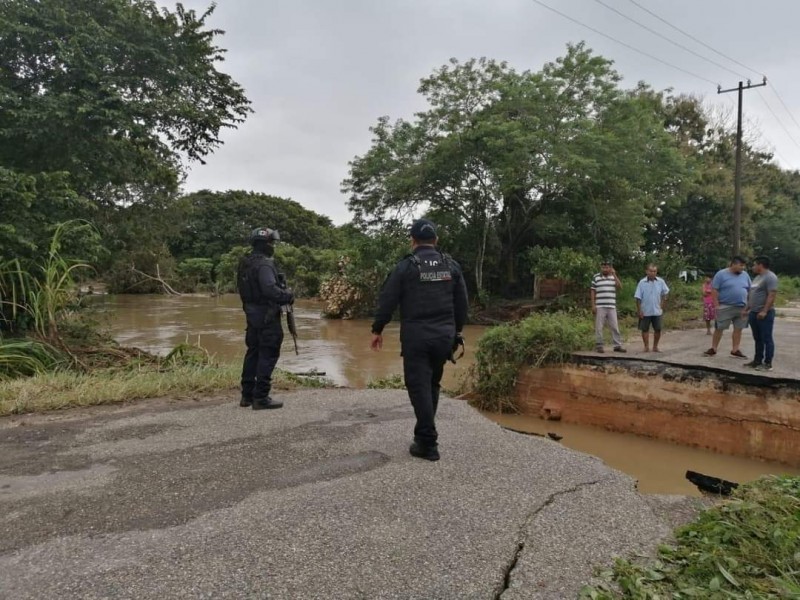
[0, 0, 251, 196]
[345, 44, 687, 295]
[0, 0, 251, 264]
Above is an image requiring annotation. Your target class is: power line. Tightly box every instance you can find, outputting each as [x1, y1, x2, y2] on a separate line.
[755, 90, 800, 152]
[625, 0, 764, 78]
[620, 0, 799, 155]
[770, 85, 800, 133]
[591, 0, 746, 80]
[529, 0, 719, 86]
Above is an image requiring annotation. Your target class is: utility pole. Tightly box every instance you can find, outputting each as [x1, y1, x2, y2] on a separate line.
[717, 77, 767, 256]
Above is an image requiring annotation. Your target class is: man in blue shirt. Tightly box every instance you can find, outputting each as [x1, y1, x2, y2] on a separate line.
[634, 264, 670, 352]
[704, 256, 752, 358]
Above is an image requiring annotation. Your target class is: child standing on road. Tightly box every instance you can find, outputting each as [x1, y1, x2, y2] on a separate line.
[702, 274, 715, 335]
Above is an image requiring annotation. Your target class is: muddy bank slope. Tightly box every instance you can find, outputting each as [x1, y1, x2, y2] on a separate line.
[0, 390, 693, 599]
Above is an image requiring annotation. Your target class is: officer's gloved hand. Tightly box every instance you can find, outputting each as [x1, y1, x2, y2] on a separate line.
[449, 333, 465, 364]
[284, 289, 295, 305]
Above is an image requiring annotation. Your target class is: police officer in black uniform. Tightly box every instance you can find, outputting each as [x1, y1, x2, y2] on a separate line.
[370, 219, 469, 461]
[237, 227, 294, 410]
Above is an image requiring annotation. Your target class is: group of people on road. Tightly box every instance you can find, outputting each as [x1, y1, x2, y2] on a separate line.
[591, 260, 670, 354]
[701, 256, 778, 371]
[592, 256, 779, 371]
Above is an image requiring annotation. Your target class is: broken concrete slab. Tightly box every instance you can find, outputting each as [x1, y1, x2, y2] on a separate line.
[0, 390, 686, 599]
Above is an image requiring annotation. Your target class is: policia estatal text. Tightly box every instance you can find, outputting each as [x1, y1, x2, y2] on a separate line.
[237, 227, 294, 410]
[371, 219, 469, 461]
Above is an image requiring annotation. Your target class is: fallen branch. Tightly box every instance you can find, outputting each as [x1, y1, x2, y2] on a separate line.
[130, 264, 181, 296]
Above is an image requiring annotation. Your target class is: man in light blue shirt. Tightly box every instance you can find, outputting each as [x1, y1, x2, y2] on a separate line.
[704, 256, 752, 359]
[634, 264, 670, 352]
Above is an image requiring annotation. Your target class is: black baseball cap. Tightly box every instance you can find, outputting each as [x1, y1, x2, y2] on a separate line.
[601, 259, 613, 266]
[410, 218, 437, 241]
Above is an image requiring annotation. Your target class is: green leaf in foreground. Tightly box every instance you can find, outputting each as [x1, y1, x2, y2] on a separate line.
[580, 476, 800, 599]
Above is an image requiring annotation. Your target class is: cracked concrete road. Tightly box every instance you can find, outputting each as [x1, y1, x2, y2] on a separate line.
[0, 390, 683, 599]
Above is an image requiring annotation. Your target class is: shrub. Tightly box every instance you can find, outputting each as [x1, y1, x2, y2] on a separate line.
[176, 258, 214, 292]
[527, 246, 598, 284]
[470, 312, 594, 412]
[778, 275, 800, 303]
[274, 244, 340, 297]
[320, 233, 408, 318]
[215, 245, 249, 294]
[216, 244, 340, 297]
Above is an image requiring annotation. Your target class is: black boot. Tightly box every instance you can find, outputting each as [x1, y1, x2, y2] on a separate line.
[252, 396, 283, 410]
[409, 439, 440, 461]
[240, 395, 253, 407]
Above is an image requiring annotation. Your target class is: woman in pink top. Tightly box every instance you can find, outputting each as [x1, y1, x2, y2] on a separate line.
[702, 274, 715, 334]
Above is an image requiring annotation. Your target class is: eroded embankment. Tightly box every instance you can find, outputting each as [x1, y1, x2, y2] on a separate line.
[515, 357, 800, 466]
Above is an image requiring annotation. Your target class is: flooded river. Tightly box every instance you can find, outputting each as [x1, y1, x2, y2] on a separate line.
[96, 294, 798, 496]
[93, 294, 482, 389]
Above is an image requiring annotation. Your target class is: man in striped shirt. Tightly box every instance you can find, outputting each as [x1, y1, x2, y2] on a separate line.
[590, 260, 626, 353]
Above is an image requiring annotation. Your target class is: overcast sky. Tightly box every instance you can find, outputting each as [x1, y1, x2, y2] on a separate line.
[167, 0, 800, 224]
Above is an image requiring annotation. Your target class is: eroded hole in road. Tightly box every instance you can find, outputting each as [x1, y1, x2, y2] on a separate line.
[488, 359, 800, 496]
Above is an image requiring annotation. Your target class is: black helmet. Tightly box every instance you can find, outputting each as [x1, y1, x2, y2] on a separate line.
[250, 227, 280, 245]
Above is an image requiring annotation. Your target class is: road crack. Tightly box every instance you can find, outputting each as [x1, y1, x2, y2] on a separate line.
[493, 476, 610, 599]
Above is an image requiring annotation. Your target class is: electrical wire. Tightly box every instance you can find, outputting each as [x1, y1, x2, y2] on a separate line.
[770, 85, 800, 133]
[618, 0, 799, 158]
[625, 0, 764, 78]
[529, 0, 719, 86]
[591, 0, 746, 80]
[755, 90, 800, 151]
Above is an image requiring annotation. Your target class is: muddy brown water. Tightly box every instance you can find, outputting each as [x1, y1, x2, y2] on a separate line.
[95, 294, 798, 496]
[92, 294, 481, 390]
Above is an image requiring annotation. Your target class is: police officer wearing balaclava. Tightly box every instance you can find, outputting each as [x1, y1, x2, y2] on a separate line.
[370, 219, 469, 461]
[237, 227, 294, 410]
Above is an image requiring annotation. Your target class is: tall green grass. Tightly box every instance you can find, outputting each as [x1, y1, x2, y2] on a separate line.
[1, 220, 93, 342]
[0, 337, 65, 379]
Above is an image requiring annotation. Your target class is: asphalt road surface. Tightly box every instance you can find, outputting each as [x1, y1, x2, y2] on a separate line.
[0, 390, 690, 599]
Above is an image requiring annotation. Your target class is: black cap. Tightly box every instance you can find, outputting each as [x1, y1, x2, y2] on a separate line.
[601, 258, 613, 266]
[410, 218, 437, 241]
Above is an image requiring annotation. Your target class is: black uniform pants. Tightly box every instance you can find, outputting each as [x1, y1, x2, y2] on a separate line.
[241, 320, 284, 400]
[402, 337, 452, 447]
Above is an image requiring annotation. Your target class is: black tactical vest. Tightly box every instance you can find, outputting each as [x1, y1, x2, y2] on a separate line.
[237, 253, 276, 305]
[400, 248, 456, 324]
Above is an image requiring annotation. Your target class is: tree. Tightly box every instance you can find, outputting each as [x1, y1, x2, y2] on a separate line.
[345, 44, 687, 296]
[169, 190, 338, 261]
[0, 0, 251, 275]
[0, 0, 251, 198]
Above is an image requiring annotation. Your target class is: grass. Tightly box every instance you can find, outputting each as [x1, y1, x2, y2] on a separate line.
[0, 336, 66, 379]
[581, 476, 800, 600]
[0, 363, 330, 417]
[776, 275, 800, 306]
[366, 373, 406, 389]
